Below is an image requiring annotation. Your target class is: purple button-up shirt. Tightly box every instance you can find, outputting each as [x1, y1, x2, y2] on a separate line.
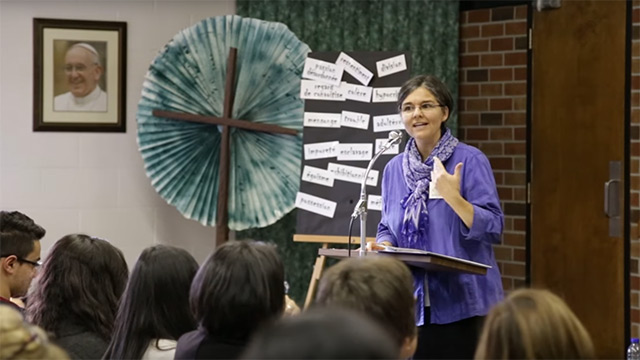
[376, 142, 504, 325]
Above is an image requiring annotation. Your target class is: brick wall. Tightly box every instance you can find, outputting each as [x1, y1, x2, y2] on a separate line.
[458, 5, 528, 292]
[631, 0, 640, 339]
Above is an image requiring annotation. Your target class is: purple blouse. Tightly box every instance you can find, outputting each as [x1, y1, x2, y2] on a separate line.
[376, 142, 504, 325]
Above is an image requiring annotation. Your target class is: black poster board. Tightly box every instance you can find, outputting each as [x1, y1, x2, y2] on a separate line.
[294, 51, 411, 242]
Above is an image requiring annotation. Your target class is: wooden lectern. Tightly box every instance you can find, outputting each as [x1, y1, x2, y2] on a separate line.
[303, 246, 490, 309]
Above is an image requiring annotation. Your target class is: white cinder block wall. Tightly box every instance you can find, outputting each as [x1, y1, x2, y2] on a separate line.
[0, 0, 236, 266]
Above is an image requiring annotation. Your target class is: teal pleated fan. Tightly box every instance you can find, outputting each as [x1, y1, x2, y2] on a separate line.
[137, 15, 310, 230]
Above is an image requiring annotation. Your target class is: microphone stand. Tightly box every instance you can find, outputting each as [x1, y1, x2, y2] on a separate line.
[351, 136, 399, 257]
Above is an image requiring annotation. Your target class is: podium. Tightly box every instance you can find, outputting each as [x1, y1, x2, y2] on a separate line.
[303, 247, 490, 308]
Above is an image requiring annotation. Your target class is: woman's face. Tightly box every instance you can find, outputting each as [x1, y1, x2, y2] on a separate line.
[400, 87, 449, 145]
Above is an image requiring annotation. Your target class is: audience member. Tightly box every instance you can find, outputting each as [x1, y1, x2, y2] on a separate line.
[103, 245, 199, 359]
[0, 211, 45, 310]
[0, 304, 69, 359]
[174, 240, 285, 360]
[27, 234, 128, 360]
[241, 307, 399, 359]
[474, 288, 595, 359]
[315, 256, 417, 359]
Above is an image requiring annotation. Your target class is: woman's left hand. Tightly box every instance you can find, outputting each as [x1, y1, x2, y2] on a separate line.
[433, 157, 463, 202]
[433, 157, 474, 228]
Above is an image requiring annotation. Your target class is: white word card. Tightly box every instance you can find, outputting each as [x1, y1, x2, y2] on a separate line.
[335, 52, 374, 86]
[304, 141, 339, 160]
[341, 111, 370, 130]
[337, 143, 373, 161]
[295, 192, 337, 218]
[300, 80, 346, 101]
[342, 82, 373, 103]
[373, 114, 403, 132]
[328, 163, 379, 187]
[304, 112, 341, 128]
[372, 87, 400, 103]
[376, 54, 407, 78]
[375, 138, 400, 155]
[303, 58, 344, 86]
[367, 194, 383, 211]
[301, 165, 335, 187]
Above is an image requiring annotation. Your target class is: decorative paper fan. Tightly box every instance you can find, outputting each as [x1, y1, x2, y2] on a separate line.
[137, 15, 310, 231]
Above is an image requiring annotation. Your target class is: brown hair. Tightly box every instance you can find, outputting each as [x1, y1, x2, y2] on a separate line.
[0, 305, 69, 359]
[474, 288, 595, 359]
[315, 256, 416, 347]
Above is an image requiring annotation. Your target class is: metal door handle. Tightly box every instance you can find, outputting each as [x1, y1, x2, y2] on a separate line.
[604, 179, 620, 218]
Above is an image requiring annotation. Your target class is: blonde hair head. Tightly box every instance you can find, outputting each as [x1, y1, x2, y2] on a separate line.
[0, 305, 69, 360]
[474, 288, 595, 360]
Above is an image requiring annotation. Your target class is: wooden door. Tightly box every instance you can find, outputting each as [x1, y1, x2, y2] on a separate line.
[530, 1, 627, 358]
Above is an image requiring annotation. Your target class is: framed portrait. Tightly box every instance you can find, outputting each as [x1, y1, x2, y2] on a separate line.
[33, 18, 127, 132]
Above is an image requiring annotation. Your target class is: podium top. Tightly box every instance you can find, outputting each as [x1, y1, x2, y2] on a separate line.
[318, 248, 489, 276]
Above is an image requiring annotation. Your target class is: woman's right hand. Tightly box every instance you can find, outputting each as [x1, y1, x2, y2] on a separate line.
[366, 241, 392, 251]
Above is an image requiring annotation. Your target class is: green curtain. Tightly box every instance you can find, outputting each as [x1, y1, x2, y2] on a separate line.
[236, 0, 459, 304]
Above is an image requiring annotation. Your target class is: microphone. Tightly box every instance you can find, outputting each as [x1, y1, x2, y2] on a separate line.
[379, 130, 403, 152]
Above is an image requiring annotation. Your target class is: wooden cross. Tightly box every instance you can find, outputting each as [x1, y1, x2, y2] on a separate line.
[153, 48, 298, 246]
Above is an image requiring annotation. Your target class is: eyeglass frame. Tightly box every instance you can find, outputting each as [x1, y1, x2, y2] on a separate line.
[0, 254, 42, 267]
[400, 102, 447, 115]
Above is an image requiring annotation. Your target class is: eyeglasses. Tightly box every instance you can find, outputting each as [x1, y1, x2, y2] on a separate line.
[401, 102, 446, 115]
[17, 257, 42, 267]
[0, 255, 42, 267]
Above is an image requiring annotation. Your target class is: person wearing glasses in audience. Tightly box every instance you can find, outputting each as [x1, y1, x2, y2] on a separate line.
[0, 211, 46, 311]
[54, 42, 107, 112]
[370, 75, 504, 359]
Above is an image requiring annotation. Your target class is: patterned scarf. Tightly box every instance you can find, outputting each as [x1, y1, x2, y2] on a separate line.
[401, 128, 459, 247]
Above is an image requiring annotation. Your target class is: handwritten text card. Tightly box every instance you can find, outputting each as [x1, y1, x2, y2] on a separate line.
[342, 82, 373, 103]
[304, 141, 339, 160]
[300, 80, 346, 101]
[301, 165, 335, 187]
[296, 192, 337, 218]
[337, 143, 373, 161]
[335, 52, 374, 86]
[376, 54, 407, 78]
[341, 111, 370, 130]
[373, 114, 403, 132]
[304, 112, 341, 128]
[328, 163, 379, 187]
[303, 58, 344, 86]
[372, 87, 400, 103]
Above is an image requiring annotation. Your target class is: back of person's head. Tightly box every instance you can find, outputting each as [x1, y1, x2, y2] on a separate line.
[26, 234, 128, 340]
[0, 211, 46, 239]
[0, 304, 69, 359]
[315, 256, 416, 358]
[241, 307, 399, 359]
[474, 288, 595, 359]
[104, 245, 199, 359]
[190, 240, 284, 341]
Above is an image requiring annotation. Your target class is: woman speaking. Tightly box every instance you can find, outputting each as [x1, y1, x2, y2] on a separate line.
[372, 75, 504, 359]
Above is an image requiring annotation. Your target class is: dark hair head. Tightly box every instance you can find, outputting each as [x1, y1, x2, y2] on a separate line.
[0, 211, 46, 239]
[397, 75, 454, 130]
[103, 245, 199, 359]
[315, 257, 416, 347]
[475, 288, 595, 360]
[190, 240, 284, 341]
[26, 234, 128, 340]
[241, 307, 399, 359]
[0, 212, 45, 258]
[0, 231, 38, 259]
